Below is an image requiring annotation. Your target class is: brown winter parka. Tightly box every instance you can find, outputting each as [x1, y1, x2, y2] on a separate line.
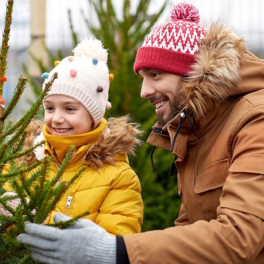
[124, 22, 264, 263]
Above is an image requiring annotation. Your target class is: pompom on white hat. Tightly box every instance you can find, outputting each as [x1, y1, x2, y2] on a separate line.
[42, 37, 114, 128]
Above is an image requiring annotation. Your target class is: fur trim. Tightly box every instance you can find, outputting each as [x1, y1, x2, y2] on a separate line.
[21, 116, 142, 170]
[180, 22, 246, 119]
[84, 115, 143, 170]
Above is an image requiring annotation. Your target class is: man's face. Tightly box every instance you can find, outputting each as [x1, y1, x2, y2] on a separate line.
[138, 69, 183, 127]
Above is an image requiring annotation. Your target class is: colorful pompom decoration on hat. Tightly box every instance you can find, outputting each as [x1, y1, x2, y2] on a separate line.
[109, 74, 114, 82]
[70, 69, 77, 77]
[42, 72, 49, 79]
[54, 61, 60, 66]
[92, 58, 98, 65]
[106, 101, 112, 110]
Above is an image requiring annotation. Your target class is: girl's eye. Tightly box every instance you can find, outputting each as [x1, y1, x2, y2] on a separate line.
[45, 106, 53, 111]
[66, 107, 75, 111]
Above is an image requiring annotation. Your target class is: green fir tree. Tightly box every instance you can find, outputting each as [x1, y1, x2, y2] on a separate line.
[0, 1, 87, 262]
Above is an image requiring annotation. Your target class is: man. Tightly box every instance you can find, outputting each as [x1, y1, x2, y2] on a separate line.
[18, 2, 264, 263]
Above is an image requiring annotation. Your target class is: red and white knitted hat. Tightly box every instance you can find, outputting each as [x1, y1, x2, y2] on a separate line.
[134, 2, 206, 76]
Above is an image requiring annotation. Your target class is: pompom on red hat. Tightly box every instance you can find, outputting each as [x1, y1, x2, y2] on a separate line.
[134, 2, 206, 76]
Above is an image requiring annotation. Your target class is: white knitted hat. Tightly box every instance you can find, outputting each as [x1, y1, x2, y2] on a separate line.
[42, 37, 113, 127]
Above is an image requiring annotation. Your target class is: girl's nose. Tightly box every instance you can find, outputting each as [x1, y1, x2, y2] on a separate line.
[52, 111, 64, 123]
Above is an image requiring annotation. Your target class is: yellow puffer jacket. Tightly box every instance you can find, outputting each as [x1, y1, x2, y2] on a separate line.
[8, 116, 144, 236]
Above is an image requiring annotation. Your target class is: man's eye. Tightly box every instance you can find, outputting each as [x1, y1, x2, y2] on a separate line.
[151, 72, 159, 78]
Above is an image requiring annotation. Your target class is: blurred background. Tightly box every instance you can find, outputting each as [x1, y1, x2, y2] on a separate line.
[1, 0, 263, 117]
[1, 0, 263, 231]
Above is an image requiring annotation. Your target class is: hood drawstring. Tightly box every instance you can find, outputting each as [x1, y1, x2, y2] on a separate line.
[168, 111, 186, 176]
[169, 110, 196, 176]
[150, 110, 196, 174]
[170, 111, 186, 152]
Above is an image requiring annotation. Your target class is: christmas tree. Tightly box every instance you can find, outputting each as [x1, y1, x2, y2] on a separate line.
[0, 1, 86, 262]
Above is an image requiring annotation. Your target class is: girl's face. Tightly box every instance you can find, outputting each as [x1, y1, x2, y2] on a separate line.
[44, 94, 93, 136]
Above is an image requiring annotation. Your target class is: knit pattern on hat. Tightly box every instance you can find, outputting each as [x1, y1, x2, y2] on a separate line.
[43, 37, 110, 127]
[134, 2, 206, 76]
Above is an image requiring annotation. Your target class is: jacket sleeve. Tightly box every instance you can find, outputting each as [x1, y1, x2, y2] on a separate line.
[95, 167, 144, 236]
[123, 104, 264, 263]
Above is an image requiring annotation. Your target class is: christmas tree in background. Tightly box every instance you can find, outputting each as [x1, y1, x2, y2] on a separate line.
[0, 0, 86, 262]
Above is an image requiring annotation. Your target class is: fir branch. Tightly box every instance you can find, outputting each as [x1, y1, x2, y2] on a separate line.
[52, 209, 90, 229]
[39, 155, 49, 190]
[15, 208, 26, 233]
[0, 118, 13, 138]
[19, 171, 32, 199]
[28, 157, 51, 210]
[0, 72, 57, 143]
[0, 246, 20, 262]
[0, 159, 43, 180]
[0, 194, 18, 216]
[0, 143, 7, 162]
[49, 145, 75, 187]
[30, 185, 39, 213]
[4, 139, 45, 162]
[9, 131, 27, 155]
[2, 76, 27, 120]
[12, 181, 33, 223]
[34, 186, 53, 224]
[36, 165, 86, 224]
[0, 216, 15, 232]
[0, 0, 13, 95]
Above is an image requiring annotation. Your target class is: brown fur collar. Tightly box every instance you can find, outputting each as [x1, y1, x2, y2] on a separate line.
[180, 22, 246, 119]
[22, 116, 142, 169]
[84, 115, 142, 170]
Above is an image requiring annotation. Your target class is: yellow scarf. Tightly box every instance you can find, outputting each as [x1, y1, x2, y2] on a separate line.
[43, 118, 107, 164]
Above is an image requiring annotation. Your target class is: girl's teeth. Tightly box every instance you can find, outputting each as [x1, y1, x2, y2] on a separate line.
[54, 128, 70, 132]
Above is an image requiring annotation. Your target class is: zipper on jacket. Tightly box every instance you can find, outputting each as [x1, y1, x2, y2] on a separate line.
[66, 195, 73, 208]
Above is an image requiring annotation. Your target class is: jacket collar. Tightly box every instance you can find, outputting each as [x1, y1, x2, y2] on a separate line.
[43, 116, 142, 169]
[43, 119, 107, 164]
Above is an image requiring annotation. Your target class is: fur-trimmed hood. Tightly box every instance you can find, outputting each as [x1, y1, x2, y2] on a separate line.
[83, 116, 142, 170]
[180, 22, 264, 120]
[22, 116, 142, 169]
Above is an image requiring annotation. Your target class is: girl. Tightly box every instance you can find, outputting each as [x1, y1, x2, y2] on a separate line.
[4, 37, 144, 236]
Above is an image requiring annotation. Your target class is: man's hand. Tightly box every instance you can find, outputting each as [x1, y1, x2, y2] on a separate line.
[17, 213, 116, 264]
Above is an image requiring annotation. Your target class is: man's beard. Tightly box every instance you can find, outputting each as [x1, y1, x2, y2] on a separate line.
[156, 99, 182, 127]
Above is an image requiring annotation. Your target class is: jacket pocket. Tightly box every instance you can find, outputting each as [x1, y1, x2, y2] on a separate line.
[194, 159, 229, 220]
